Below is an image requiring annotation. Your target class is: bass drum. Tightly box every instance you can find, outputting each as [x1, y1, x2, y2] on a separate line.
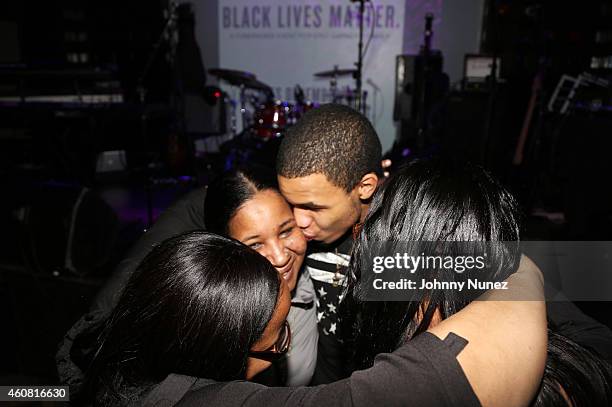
[290, 101, 319, 123]
[253, 100, 292, 139]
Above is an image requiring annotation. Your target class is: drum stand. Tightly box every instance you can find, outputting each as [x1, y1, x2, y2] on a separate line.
[328, 67, 339, 103]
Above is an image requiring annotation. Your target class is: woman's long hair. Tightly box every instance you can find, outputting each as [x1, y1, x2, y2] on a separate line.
[349, 158, 521, 360]
[349, 158, 612, 406]
[82, 231, 281, 405]
[204, 165, 278, 235]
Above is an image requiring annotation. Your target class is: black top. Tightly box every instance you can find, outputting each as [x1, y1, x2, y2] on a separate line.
[90, 187, 208, 313]
[547, 294, 612, 363]
[142, 332, 480, 407]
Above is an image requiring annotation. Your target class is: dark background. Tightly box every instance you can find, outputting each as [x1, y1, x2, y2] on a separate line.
[1, 0, 611, 391]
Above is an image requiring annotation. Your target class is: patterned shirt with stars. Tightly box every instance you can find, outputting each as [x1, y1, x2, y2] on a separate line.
[304, 231, 353, 384]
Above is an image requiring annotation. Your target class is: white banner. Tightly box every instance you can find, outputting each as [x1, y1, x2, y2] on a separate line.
[218, 0, 407, 152]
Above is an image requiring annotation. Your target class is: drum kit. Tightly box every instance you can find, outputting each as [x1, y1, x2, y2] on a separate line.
[208, 66, 365, 140]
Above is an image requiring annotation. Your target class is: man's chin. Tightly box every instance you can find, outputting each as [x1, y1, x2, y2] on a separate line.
[318, 234, 344, 245]
[305, 230, 347, 245]
[307, 236, 328, 245]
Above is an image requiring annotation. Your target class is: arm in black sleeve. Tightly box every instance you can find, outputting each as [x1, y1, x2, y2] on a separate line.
[529, 243, 612, 361]
[547, 295, 612, 363]
[176, 332, 480, 407]
[90, 187, 208, 315]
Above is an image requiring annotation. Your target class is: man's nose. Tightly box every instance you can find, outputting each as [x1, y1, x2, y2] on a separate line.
[293, 208, 312, 229]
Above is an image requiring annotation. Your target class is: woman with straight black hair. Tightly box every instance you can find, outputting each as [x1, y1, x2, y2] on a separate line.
[80, 231, 291, 405]
[349, 158, 612, 406]
[204, 166, 318, 386]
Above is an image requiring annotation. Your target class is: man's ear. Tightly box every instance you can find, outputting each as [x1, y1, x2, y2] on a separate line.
[357, 172, 379, 200]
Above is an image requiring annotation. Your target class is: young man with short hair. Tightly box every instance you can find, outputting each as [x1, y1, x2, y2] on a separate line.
[276, 104, 385, 383]
[276, 103, 612, 385]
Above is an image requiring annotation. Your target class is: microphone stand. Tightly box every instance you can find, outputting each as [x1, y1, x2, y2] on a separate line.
[416, 13, 434, 151]
[354, 0, 369, 114]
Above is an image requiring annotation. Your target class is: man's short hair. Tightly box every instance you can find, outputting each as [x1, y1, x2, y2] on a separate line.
[277, 104, 382, 191]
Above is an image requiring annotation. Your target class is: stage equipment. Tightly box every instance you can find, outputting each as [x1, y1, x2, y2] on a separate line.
[252, 95, 319, 140]
[253, 100, 291, 139]
[211, 68, 320, 140]
[352, 0, 369, 113]
[209, 67, 275, 136]
[513, 71, 542, 166]
[95, 150, 127, 173]
[208, 68, 274, 95]
[313, 65, 366, 110]
[414, 12, 435, 150]
[393, 15, 444, 123]
[315, 0, 375, 114]
[393, 55, 417, 122]
[20, 183, 119, 276]
[176, 3, 227, 144]
[388, 13, 448, 167]
[548, 72, 611, 115]
[0, 68, 123, 107]
[313, 68, 358, 78]
[462, 54, 502, 91]
[208, 68, 255, 83]
[481, 0, 503, 169]
[292, 84, 318, 120]
[392, 21, 444, 130]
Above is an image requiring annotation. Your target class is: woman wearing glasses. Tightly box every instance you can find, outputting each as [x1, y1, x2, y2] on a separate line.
[203, 166, 318, 386]
[79, 231, 293, 405]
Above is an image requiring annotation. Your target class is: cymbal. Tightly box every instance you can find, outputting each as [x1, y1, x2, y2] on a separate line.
[314, 68, 357, 78]
[244, 77, 273, 94]
[208, 68, 256, 86]
[209, 68, 273, 94]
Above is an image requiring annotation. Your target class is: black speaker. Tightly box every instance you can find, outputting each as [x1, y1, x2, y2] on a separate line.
[394, 55, 417, 121]
[21, 184, 119, 276]
[393, 53, 445, 122]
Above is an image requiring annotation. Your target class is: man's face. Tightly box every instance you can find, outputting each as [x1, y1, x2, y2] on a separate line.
[278, 173, 362, 245]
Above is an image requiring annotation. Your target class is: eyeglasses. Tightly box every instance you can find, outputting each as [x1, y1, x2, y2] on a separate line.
[248, 320, 291, 362]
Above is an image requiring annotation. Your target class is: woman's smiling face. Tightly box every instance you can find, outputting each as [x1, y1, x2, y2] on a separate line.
[228, 189, 307, 291]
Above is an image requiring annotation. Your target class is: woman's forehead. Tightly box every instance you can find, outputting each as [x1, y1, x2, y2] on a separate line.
[230, 191, 294, 233]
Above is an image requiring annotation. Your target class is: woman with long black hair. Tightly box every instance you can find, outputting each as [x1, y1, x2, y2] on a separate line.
[80, 231, 291, 404]
[349, 158, 612, 406]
